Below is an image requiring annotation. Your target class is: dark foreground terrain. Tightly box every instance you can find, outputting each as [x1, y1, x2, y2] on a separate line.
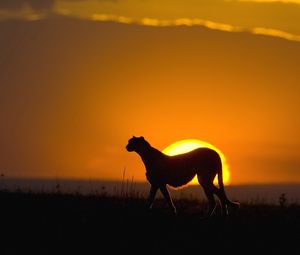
[1, 191, 299, 255]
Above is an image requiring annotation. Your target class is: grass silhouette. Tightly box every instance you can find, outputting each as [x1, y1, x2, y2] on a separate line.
[0, 189, 299, 255]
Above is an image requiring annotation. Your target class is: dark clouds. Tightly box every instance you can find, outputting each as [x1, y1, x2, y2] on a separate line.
[0, 0, 55, 11]
[0, 0, 118, 11]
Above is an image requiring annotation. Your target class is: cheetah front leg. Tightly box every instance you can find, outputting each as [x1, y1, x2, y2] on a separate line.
[160, 185, 177, 215]
[147, 185, 158, 210]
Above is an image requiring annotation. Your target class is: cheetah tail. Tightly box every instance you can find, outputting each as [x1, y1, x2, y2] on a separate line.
[218, 166, 240, 209]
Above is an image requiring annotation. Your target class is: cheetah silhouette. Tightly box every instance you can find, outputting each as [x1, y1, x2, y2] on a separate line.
[126, 136, 239, 216]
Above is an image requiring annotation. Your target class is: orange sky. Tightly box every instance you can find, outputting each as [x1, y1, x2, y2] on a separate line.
[0, 0, 300, 184]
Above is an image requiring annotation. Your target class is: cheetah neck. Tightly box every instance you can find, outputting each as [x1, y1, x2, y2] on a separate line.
[138, 146, 165, 172]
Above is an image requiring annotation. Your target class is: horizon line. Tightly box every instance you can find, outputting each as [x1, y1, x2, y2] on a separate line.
[1, 177, 300, 186]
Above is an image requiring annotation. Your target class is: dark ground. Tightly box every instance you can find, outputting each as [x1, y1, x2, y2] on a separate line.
[1, 191, 299, 255]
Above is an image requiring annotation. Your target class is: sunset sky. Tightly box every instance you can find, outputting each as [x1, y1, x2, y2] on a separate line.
[0, 0, 300, 184]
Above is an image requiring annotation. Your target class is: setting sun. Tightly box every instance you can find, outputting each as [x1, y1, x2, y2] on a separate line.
[163, 139, 230, 185]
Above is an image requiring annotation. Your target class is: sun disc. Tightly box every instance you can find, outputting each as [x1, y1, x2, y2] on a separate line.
[162, 139, 230, 185]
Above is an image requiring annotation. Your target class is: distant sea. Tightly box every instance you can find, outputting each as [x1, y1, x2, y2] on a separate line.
[1, 178, 299, 205]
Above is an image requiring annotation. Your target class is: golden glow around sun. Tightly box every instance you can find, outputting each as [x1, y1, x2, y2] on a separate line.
[162, 139, 230, 185]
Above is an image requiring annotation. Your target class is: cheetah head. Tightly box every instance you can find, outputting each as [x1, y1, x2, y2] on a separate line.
[126, 136, 150, 153]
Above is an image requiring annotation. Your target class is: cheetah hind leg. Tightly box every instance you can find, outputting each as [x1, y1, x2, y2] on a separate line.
[201, 184, 217, 218]
[212, 185, 240, 215]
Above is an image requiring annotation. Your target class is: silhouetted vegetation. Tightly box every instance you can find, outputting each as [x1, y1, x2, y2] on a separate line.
[0, 189, 299, 255]
[279, 193, 288, 207]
